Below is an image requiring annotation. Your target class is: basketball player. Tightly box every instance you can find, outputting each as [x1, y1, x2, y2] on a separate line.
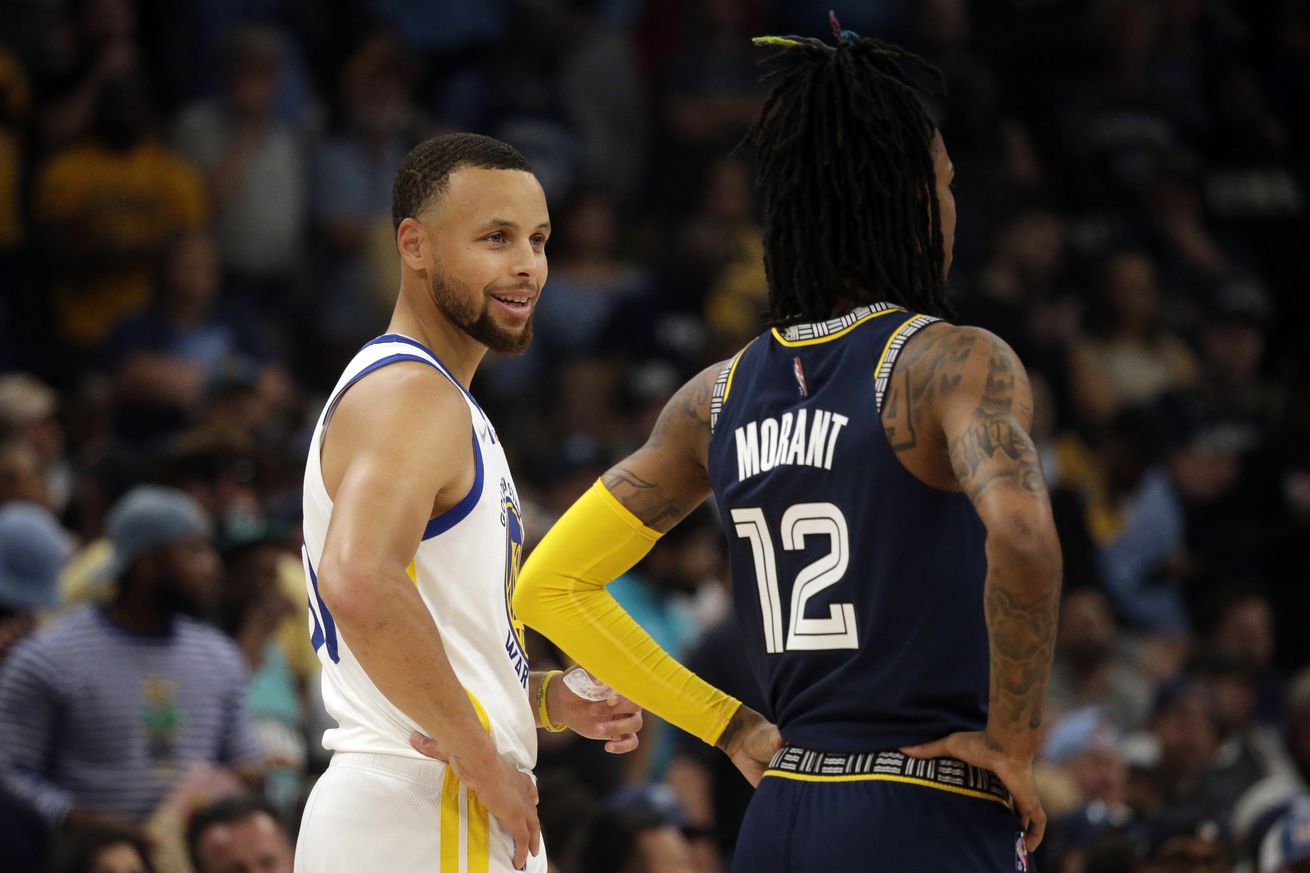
[295, 133, 645, 873]
[513, 26, 1063, 873]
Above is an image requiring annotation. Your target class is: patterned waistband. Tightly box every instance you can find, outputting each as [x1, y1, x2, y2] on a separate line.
[765, 746, 1012, 806]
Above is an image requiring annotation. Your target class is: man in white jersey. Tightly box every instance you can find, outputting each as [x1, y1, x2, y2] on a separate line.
[296, 133, 643, 873]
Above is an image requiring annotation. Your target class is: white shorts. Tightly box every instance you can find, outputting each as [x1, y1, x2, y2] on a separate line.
[294, 752, 547, 873]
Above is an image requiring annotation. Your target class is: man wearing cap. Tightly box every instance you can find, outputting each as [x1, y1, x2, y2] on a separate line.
[0, 501, 71, 663]
[0, 501, 72, 872]
[0, 485, 263, 830]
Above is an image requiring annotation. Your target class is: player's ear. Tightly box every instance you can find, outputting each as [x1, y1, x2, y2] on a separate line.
[396, 217, 427, 272]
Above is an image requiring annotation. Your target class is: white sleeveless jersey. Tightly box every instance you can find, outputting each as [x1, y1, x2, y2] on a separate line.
[301, 334, 536, 769]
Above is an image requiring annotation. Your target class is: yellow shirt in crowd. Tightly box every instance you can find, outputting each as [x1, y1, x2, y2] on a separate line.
[33, 142, 209, 346]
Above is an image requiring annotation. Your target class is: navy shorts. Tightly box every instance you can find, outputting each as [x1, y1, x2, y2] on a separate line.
[731, 754, 1028, 873]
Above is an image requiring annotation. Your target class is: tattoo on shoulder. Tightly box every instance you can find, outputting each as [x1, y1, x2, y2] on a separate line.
[883, 325, 974, 455]
[942, 332, 1050, 505]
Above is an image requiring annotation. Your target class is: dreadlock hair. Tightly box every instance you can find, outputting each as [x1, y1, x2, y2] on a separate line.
[742, 26, 952, 325]
[391, 133, 532, 231]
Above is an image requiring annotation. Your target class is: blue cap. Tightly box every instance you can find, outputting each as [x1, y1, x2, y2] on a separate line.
[1041, 707, 1121, 764]
[99, 486, 211, 582]
[1263, 799, 1310, 873]
[0, 502, 72, 611]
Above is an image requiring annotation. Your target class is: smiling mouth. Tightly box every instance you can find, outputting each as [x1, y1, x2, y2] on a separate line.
[491, 292, 534, 313]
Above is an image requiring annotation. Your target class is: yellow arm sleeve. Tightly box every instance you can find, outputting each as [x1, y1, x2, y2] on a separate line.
[513, 480, 742, 746]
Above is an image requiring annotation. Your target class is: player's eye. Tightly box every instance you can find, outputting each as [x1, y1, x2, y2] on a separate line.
[531, 234, 547, 247]
[485, 231, 507, 244]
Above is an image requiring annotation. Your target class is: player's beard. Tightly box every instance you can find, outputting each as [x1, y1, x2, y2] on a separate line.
[429, 265, 534, 357]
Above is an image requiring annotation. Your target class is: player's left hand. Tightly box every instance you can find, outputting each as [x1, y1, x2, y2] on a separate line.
[901, 731, 1047, 853]
[549, 677, 643, 754]
[718, 705, 784, 787]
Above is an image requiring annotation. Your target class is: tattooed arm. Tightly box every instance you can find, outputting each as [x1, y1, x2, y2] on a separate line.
[513, 363, 782, 781]
[898, 325, 1062, 851]
[600, 362, 718, 532]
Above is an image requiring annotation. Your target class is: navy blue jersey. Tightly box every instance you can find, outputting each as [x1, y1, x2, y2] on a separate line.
[707, 303, 990, 752]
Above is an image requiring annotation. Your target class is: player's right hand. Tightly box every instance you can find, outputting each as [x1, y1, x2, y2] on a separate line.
[470, 756, 541, 870]
[901, 731, 1046, 853]
[411, 732, 541, 870]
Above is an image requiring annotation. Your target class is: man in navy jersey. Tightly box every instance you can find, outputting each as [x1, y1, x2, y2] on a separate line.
[513, 20, 1062, 873]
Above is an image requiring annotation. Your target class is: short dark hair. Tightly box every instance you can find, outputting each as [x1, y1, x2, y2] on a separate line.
[186, 795, 283, 872]
[577, 806, 673, 873]
[741, 30, 950, 325]
[391, 133, 532, 230]
[47, 822, 155, 873]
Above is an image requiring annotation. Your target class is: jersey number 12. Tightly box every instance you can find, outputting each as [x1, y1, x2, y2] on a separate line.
[731, 502, 858, 653]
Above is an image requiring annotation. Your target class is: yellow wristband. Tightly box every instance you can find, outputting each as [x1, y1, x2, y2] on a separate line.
[537, 670, 568, 732]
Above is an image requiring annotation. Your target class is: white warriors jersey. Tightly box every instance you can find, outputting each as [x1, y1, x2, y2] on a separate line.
[301, 333, 536, 770]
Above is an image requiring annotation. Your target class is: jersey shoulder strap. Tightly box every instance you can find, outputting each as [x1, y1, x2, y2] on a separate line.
[709, 338, 756, 435]
[872, 314, 940, 414]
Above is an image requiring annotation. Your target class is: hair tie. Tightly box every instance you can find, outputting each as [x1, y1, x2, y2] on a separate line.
[829, 10, 860, 45]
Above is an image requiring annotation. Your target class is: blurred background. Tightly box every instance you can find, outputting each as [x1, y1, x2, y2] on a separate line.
[0, 0, 1308, 872]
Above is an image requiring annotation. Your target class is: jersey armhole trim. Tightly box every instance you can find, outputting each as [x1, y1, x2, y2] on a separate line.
[710, 340, 754, 435]
[422, 428, 484, 539]
[873, 315, 940, 414]
[364, 333, 487, 416]
[320, 351, 482, 539]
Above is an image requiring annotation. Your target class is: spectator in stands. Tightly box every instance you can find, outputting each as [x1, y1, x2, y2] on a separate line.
[35, 0, 141, 149]
[1070, 251, 1198, 427]
[578, 788, 697, 873]
[1192, 655, 1288, 806]
[1160, 283, 1294, 573]
[46, 821, 154, 873]
[215, 520, 306, 811]
[685, 156, 767, 347]
[1046, 588, 1153, 730]
[0, 373, 70, 509]
[1126, 681, 1226, 821]
[311, 36, 417, 353]
[33, 71, 209, 353]
[0, 485, 262, 829]
[1135, 814, 1235, 873]
[0, 438, 47, 507]
[1037, 708, 1135, 873]
[186, 795, 294, 873]
[103, 230, 282, 446]
[487, 188, 651, 401]
[0, 501, 72, 663]
[173, 27, 306, 314]
[1093, 407, 1192, 634]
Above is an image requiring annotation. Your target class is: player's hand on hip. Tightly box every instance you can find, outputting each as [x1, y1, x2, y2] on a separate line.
[901, 731, 1047, 853]
[551, 678, 644, 754]
[461, 755, 542, 870]
[409, 733, 542, 869]
[409, 731, 449, 761]
[718, 706, 784, 788]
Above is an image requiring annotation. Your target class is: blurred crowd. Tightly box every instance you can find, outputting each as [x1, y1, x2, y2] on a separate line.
[0, 0, 1308, 871]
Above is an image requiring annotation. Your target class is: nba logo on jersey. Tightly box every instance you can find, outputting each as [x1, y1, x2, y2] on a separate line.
[792, 356, 808, 397]
[1015, 833, 1029, 872]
